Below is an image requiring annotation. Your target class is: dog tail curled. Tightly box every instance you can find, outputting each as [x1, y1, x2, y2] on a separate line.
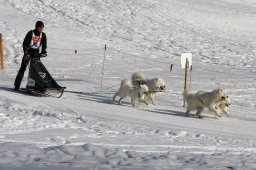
[120, 79, 133, 89]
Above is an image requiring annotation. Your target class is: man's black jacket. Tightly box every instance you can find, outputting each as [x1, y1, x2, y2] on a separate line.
[22, 29, 47, 54]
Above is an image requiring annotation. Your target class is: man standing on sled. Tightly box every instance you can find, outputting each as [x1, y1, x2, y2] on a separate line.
[14, 21, 47, 90]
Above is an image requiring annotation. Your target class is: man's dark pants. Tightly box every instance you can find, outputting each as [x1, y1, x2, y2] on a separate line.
[14, 55, 30, 89]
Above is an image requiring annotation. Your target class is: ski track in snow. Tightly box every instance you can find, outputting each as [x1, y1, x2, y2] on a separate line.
[0, 87, 256, 169]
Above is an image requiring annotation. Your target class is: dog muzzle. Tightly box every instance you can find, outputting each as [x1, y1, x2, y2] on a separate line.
[221, 95, 229, 100]
[160, 85, 166, 91]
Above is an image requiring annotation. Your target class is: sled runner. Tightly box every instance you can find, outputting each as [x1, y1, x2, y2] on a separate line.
[25, 51, 66, 98]
[19, 87, 65, 98]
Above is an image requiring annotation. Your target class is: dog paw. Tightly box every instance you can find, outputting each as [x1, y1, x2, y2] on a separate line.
[223, 112, 230, 117]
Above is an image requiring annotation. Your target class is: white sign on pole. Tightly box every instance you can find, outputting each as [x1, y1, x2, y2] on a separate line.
[181, 53, 192, 68]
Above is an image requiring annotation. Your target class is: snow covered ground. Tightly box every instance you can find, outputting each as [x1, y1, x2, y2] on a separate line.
[0, 0, 256, 169]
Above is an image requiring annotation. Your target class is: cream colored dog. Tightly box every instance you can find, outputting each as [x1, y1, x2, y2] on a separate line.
[131, 71, 146, 83]
[183, 88, 228, 119]
[131, 72, 166, 105]
[215, 96, 231, 117]
[113, 79, 149, 107]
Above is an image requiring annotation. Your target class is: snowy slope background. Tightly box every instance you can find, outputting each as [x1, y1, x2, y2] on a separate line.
[0, 0, 256, 169]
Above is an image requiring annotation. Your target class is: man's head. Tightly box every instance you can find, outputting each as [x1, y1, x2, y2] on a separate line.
[35, 21, 44, 32]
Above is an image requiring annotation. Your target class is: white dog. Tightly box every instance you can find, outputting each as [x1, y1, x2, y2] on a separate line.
[113, 79, 149, 107]
[183, 88, 228, 119]
[144, 78, 166, 105]
[131, 72, 166, 105]
[131, 71, 146, 83]
[215, 96, 231, 117]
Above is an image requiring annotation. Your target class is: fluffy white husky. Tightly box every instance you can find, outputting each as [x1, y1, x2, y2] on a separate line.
[216, 95, 231, 117]
[131, 72, 166, 105]
[113, 79, 149, 107]
[183, 88, 229, 119]
[131, 71, 146, 82]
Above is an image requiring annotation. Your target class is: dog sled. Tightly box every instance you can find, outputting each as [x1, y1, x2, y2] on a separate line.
[25, 51, 66, 98]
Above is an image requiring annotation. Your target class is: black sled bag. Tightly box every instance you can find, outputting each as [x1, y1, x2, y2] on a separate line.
[26, 54, 65, 93]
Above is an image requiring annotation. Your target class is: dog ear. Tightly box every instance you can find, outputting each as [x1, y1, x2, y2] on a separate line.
[221, 88, 226, 92]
